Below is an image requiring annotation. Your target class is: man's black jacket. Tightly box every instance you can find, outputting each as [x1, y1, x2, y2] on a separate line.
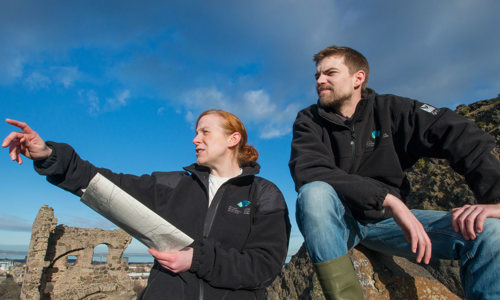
[289, 89, 500, 220]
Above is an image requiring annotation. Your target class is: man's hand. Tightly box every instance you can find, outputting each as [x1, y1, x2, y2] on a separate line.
[451, 203, 500, 240]
[148, 247, 193, 274]
[383, 193, 432, 264]
[2, 119, 52, 164]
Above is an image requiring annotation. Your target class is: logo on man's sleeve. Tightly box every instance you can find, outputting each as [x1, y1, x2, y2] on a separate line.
[419, 104, 439, 115]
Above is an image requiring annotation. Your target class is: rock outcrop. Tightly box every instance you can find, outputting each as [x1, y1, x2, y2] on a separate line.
[267, 245, 461, 299]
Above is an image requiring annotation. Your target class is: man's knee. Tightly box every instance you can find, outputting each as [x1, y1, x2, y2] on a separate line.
[298, 181, 338, 207]
[296, 181, 343, 219]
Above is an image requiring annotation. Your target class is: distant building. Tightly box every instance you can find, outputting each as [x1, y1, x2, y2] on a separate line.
[0, 260, 13, 271]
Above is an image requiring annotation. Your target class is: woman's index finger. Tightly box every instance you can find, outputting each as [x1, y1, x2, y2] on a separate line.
[5, 118, 35, 134]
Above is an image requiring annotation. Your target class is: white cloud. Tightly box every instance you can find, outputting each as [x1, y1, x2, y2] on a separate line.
[0, 54, 24, 85]
[78, 89, 130, 115]
[183, 87, 228, 110]
[105, 89, 130, 110]
[80, 89, 100, 115]
[0, 214, 32, 232]
[239, 89, 300, 138]
[21, 66, 82, 90]
[255, 101, 301, 139]
[260, 127, 284, 140]
[23, 71, 51, 90]
[185, 111, 195, 123]
[53, 66, 81, 88]
[182, 87, 299, 139]
[241, 90, 276, 121]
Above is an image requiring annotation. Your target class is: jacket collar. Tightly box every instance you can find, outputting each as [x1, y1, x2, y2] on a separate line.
[183, 161, 260, 180]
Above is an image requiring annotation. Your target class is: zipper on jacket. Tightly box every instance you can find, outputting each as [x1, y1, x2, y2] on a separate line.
[348, 124, 356, 173]
[199, 280, 204, 300]
[203, 185, 227, 237]
[199, 185, 227, 300]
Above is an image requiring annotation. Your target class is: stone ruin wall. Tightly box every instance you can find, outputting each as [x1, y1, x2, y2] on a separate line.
[21, 205, 136, 300]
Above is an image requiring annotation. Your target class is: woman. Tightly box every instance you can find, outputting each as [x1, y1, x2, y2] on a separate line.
[3, 110, 291, 299]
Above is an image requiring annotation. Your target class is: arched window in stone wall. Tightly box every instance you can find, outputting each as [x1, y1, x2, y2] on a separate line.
[67, 255, 78, 266]
[59, 248, 84, 268]
[92, 244, 109, 265]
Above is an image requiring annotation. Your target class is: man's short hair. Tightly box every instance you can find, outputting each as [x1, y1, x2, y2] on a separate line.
[313, 45, 370, 92]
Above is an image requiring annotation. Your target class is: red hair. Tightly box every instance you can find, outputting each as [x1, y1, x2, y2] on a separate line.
[196, 110, 258, 166]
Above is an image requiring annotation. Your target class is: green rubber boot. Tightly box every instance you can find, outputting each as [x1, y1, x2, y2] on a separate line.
[313, 254, 364, 300]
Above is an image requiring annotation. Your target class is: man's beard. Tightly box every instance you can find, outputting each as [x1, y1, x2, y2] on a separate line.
[317, 85, 352, 112]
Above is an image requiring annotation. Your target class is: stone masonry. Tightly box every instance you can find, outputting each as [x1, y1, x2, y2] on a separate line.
[21, 205, 135, 300]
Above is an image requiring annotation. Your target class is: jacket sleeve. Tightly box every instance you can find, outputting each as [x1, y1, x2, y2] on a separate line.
[395, 100, 500, 204]
[189, 179, 290, 290]
[33, 141, 158, 209]
[289, 109, 389, 219]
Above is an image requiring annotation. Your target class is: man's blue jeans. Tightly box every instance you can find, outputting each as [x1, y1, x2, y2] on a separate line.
[296, 181, 500, 299]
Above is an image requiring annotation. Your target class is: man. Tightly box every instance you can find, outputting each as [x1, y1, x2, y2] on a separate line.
[289, 45, 500, 299]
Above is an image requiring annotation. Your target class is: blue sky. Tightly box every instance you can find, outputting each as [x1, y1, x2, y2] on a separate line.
[1, 0, 499, 259]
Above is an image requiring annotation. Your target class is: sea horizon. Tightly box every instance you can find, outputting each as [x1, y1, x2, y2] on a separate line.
[0, 249, 154, 264]
[1, 248, 294, 264]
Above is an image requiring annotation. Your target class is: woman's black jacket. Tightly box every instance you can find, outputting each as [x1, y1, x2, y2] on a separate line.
[34, 142, 291, 300]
